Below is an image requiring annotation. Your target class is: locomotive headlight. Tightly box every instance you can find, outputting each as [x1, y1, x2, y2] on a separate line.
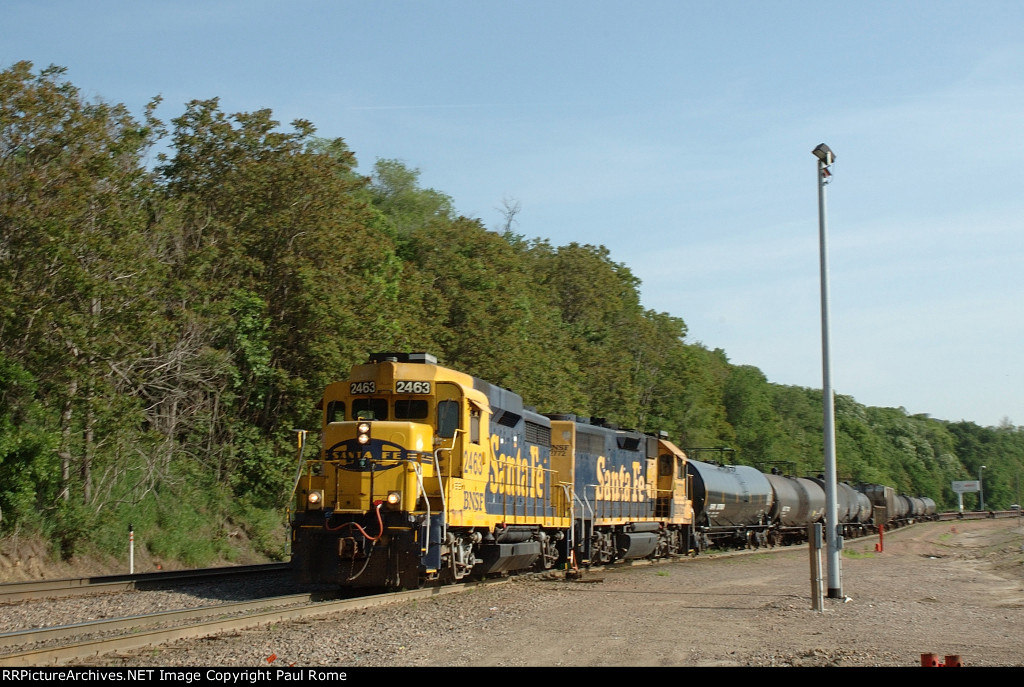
[306, 490, 324, 510]
[385, 491, 402, 509]
[357, 422, 371, 445]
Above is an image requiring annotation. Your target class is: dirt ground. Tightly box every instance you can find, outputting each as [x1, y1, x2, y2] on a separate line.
[425, 516, 1024, 668]
[85, 515, 1024, 668]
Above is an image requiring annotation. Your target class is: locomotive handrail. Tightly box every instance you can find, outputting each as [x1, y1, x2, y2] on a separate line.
[431, 428, 463, 552]
[573, 487, 595, 564]
[411, 460, 432, 559]
[580, 485, 596, 521]
[584, 482, 664, 521]
[558, 482, 576, 566]
[288, 429, 311, 511]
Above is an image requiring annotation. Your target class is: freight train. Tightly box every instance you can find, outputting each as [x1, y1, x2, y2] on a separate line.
[289, 353, 934, 588]
[684, 448, 937, 552]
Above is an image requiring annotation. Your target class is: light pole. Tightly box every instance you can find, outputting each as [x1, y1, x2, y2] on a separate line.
[979, 465, 986, 511]
[813, 143, 842, 599]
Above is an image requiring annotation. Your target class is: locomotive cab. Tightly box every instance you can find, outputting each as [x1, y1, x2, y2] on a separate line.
[291, 353, 456, 588]
[290, 352, 570, 589]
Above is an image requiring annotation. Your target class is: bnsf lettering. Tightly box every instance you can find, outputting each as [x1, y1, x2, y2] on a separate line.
[350, 381, 375, 394]
[396, 380, 431, 394]
[463, 490, 485, 511]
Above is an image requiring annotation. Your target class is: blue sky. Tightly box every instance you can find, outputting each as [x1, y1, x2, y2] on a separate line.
[3, 1, 1021, 427]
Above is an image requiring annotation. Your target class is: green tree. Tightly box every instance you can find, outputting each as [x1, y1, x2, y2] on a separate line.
[722, 365, 783, 464]
[0, 62, 164, 526]
[158, 100, 398, 501]
[400, 218, 583, 412]
[369, 158, 454, 237]
[532, 242, 646, 423]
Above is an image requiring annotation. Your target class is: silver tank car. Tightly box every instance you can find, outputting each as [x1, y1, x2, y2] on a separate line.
[896, 494, 913, 520]
[853, 489, 872, 524]
[906, 495, 927, 519]
[809, 478, 858, 523]
[764, 473, 826, 545]
[764, 473, 825, 528]
[687, 459, 774, 549]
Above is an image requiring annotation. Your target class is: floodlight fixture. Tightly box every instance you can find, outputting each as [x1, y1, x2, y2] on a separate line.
[812, 143, 835, 165]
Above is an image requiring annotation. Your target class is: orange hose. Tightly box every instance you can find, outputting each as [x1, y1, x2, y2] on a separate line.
[325, 502, 384, 541]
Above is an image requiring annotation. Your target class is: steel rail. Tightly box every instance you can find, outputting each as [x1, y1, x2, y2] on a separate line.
[0, 562, 290, 604]
[0, 591, 329, 651]
[0, 581, 487, 666]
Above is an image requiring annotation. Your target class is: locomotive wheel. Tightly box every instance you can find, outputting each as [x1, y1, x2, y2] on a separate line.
[591, 532, 614, 565]
[534, 535, 560, 571]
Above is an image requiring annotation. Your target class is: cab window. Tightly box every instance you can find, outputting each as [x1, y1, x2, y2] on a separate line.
[326, 401, 345, 423]
[353, 398, 388, 420]
[437, 400, 459, 438]
[470, 408, 481, 444]
[395, 399, 429, 419]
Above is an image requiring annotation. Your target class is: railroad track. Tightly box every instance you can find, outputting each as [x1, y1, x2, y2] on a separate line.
[936, 509, 1022, 521]
[0, 581, 487, 666]
[0, 562, 290, 604]
[0, 542, 817, 666]
[2, 514, 1017, 666]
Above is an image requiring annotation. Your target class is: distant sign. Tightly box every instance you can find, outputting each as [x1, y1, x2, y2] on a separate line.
[952, 480, 980, 494]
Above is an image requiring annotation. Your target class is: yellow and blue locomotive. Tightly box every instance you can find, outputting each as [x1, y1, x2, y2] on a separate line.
[547, 414, 693, 565]
[290, 353, 693, 588]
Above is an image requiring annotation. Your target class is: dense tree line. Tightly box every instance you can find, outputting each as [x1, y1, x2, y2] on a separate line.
[1, 63, 1021, 563]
